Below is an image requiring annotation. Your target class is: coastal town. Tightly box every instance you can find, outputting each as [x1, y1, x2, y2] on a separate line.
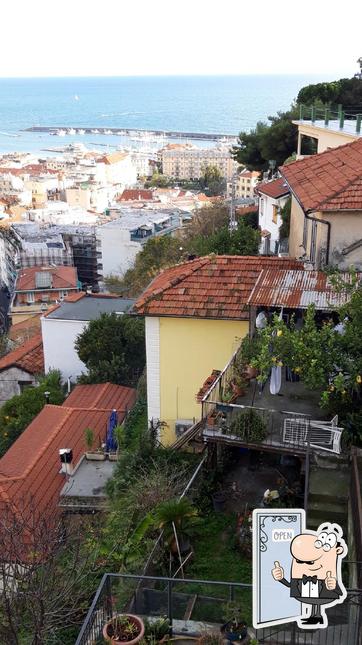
[0, 69, 361, 644]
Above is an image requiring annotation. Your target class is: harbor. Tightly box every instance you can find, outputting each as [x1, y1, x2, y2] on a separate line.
[25, 125, 237, 142]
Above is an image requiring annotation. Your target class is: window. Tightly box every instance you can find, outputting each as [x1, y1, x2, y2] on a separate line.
[272, 205, 279, 224]
[59, 290, 68, 299]
[27, 292, 35, 304]
[18, 380, 33, 393]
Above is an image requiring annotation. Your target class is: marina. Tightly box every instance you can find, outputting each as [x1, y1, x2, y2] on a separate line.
[25, 125, 237, 142]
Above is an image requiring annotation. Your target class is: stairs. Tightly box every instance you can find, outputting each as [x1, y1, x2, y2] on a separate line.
[307, 459, 349, 532]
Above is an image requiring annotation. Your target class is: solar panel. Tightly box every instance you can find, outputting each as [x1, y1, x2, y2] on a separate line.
[35, 271, 52, 289]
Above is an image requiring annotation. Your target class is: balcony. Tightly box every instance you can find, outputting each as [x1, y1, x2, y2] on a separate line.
[75, 572, 362, 645]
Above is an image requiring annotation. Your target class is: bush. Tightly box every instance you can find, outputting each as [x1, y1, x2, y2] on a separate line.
[230, 409, 267, 443]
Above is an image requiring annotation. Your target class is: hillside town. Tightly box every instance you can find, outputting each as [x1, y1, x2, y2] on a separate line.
[0, 78, 361, 645]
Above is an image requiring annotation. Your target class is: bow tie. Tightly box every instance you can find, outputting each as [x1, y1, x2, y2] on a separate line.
[302, 574, 318, 584]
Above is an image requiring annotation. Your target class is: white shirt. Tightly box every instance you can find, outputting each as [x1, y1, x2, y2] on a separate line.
[301, 580, 319, 598]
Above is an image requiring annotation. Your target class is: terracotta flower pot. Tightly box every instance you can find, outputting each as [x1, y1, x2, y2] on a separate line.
[103, 614, 145, 644]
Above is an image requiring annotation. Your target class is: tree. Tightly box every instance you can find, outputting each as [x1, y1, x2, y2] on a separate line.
[145, 172, 172, 188]
[186, 216, 260, 257]
[200, 164, 226, 196]
[297, 77, 362, 111]
[244, 276, 362, 445]
[0, 498, 98, 645]
[75, 313, 145, 386]
[0, 371, 65, 457]
[109, 236, 184, 298]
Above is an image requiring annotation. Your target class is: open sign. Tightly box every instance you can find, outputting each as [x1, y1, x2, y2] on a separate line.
[272, 529, 295, 542]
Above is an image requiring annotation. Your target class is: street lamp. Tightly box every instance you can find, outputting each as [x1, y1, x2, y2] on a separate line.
[44, 391, 50, 404]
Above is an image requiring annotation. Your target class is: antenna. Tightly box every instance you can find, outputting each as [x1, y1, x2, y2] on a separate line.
[355, 57, 362, 79]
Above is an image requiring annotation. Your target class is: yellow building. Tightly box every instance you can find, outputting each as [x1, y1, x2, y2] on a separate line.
[281, 137, 362, 269]
[134, 255, 301, 445]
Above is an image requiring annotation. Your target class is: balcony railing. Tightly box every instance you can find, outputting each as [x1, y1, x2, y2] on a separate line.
[75, 572, 362, 645]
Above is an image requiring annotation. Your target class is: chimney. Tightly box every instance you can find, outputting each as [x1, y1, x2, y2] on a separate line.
[59, 448, 73, 475]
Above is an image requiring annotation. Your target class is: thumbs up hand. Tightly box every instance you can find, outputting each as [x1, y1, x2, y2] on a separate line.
[325, 571, 337, 590]
[272, 561, 284, 581]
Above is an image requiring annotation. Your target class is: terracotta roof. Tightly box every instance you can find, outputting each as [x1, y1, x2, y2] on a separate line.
[8, 314, 42, 343]
[256, 178, 290, 199]
[0, 383, 136, 516]
[16, 266, 78, 292]
[280, 138, 362, 212]
[118, 189, 154, 201]
[64, 382, 136, 411]
[100, 151, 128, 165]
[0, 334, 44, 374]
[134, 255, 301, 320]
[247, 269, 360, 310]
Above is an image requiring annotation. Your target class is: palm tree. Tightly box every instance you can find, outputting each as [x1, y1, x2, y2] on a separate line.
[153, 497, 199, 556]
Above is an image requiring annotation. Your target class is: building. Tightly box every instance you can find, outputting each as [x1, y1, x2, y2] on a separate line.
[281, 137, 362, 269]
[98, 151, 137, 188]
[0, 382, 136, 517]
[97, 209, 182, 280]
[228, 169, 260, 199]
[161, 146, 239, 181]
[133, 255, 301, 445]
[41, 293, 135, 382]
[26, 201, 97, 226]
[256, 178, 290, 254]
[294, 109, 362, 156]
[0, 334, 44, 405]
[10, 265, 80, 324]
[0, 225, 21, 290]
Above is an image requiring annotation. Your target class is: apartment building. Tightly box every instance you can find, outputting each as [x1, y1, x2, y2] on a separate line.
[161, 146, 238, 181]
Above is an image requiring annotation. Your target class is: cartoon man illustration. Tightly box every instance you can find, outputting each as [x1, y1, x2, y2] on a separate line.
[271, 522, 347, 628]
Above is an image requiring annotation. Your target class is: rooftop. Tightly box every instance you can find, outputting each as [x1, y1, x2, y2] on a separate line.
[134, 255, 301, 320]
[0, 333, 44, 374]
[16, 265, 78, 292]
[59, 457, 116, 510]
[247, 269, 360, 310]
[99, 209, 180, 232]
[118, 189, 155, 202]
[65, 382, 136, 411]
[44, 293, 135, 321]
[280, 137, 362, 212]
[256, 177, 290, 199]
[0, 382, 136, 515]
[293, 118, 362, 139]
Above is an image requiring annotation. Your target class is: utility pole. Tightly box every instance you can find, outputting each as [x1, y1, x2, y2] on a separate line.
[229, 172, 237, 231]
[355, 57, 362, 80]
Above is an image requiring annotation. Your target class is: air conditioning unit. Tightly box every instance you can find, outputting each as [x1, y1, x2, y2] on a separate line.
[175, 419, 194, 438]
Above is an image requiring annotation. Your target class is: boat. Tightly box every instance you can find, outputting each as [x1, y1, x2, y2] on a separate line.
[104, 129, 112, 135]
[91, 129, 100, 134]
[57, 129, 66, 137]
[67, 128, 76, 135]
[77, 129, 85, 135]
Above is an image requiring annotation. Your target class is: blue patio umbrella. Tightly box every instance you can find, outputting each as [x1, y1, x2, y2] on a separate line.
[106, 408, 118, 452]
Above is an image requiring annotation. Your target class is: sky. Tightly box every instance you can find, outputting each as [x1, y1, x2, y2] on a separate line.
[1, 0, 361, 78]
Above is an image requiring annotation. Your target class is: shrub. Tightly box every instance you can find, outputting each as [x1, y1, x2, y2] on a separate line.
[230, 409, 267, 443]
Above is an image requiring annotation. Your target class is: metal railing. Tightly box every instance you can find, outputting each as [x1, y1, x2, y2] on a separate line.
[75, 572, 362, 645]
[201, 400, 342, 456]
[351, 451, 362, 590]
[298, 104, 362, 133]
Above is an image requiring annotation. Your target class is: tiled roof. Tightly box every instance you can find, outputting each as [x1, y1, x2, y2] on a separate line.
[134, 255, 301, 320]
[100, 152, 128, 165]
[0, 383, 136, 516]
[0, 334, 44, 374]
[256, 178, 290, 199]
[16, 266, 78, 292]
[247, 269, 360, 310]
[65, 382, 136, 412]
[280, 138, 362, 212]
[118, 189, 154, 201]
[8, 314, 42, 343]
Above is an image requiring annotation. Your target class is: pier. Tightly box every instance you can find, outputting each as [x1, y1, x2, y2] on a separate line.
[24, 126, 237, 142]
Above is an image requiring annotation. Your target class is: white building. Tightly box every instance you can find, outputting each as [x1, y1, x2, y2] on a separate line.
[26, 201, 98, 226]
[41, 293, 134, 382]
[0, 226, 21, 289]
[97, 151, 137, 188]
[256, 178, 290, 254]
[161, 145, 239, 181]
[96, 209, 181, 280]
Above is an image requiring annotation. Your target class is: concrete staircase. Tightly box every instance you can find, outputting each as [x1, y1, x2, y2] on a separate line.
[307, 456, 350, 532]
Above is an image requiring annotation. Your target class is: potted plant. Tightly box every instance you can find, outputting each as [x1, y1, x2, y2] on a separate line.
[221, 602, 249, 643]
[143, 617, 170, 644]
[84, 427, 105, 460]
[230, 410, 267, 443]
[211, 490, 228, 513]
[103, 613, 145, 644]
[206, 408, 219, 427]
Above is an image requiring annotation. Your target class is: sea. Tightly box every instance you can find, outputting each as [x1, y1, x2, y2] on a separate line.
[0, 74, 335, 155]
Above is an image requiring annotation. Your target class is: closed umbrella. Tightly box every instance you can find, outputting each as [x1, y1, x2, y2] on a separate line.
[106, 408, 118, 452]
